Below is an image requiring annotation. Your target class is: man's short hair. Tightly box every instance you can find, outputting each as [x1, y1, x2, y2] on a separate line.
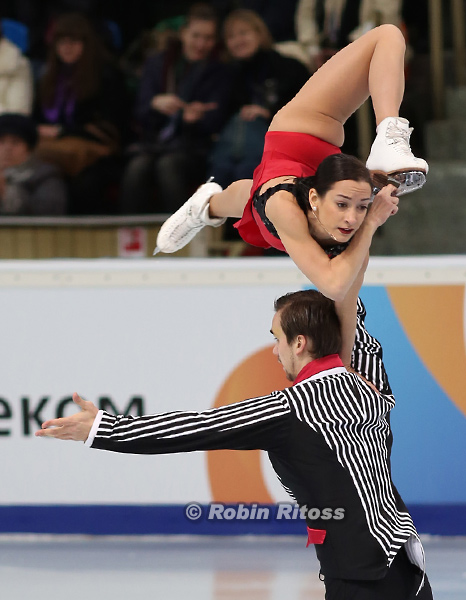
[274, 290, 342, 359]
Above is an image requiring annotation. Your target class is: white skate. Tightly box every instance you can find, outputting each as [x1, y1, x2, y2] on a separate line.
[154, 179, 225, 254]
[366, 117, 428, 196]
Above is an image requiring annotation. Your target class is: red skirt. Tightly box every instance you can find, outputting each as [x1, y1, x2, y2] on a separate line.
[234, 131, 340, 251]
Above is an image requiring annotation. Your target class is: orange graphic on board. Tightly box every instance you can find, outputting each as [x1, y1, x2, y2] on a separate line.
[207, 346, 290, 502]
[387, 285, 466, 416]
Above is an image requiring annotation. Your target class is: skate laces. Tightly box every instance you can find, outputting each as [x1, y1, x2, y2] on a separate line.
[386, 121, 414, 156]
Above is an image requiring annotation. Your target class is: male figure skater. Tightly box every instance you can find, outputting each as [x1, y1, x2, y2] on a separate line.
[36, 281, 432, 599]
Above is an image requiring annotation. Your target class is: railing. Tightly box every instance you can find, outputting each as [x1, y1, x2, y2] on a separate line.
[0, 215, 244, 259]
[0, 215, 167, 259]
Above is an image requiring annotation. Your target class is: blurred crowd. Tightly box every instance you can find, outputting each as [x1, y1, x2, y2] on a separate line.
[0, 0, 431, 217]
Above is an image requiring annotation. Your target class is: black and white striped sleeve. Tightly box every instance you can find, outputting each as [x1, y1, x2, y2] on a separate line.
[85, 392, 291, 455]
[352, 298, 392, 395]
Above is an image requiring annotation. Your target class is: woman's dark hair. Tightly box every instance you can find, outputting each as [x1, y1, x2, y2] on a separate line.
[274, 289, 341, 358]
[294, 153, 373, 216]
[40, 13, 106, 106]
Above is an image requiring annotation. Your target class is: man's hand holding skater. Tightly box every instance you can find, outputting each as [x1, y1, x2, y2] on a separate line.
[35, 392, 98, 442]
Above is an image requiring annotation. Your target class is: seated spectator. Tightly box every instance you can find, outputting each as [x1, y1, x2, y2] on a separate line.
[33, 12, 128, 214]
[295, 0, 361, 72]
[0, 21, 33, 115]
[118, 3, 233, 215]
[0, 113, 67, 215]
[5, 1, 128, 65]
[208, 9, 310, 189]
[212, 0, 299, 43]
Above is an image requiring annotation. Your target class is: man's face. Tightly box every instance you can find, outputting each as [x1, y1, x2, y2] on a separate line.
[271, 311, 298, 382]
[0, 134, 30, 168]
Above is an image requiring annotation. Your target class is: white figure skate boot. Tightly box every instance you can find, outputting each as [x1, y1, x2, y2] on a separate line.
[154, 179, 225, 254]
[366, 117, 428, 196]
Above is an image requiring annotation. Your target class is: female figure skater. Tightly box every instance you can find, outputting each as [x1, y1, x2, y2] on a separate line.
[154, 25, 427, 302]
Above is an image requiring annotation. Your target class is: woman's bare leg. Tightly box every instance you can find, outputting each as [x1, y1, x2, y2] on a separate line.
[209, 179, 253, 218]
[270, 24, 406, 147]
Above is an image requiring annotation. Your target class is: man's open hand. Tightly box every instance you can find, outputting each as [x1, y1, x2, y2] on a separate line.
[35, 392, 98, 442]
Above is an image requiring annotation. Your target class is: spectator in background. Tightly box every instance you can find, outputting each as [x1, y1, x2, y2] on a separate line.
[4, 0, 128, 64]
[0, 21, 33, 115]
[0, 113, 67, 215]
[212, 0, 299, 43]
[295, 0, 361, 72]
[209, 9, 310, 190]
[33, 12, 128, 214]
[118, 3, 233, 215]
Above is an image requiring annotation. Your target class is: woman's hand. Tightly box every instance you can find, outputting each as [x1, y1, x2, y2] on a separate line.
[366, 184, 399, 229]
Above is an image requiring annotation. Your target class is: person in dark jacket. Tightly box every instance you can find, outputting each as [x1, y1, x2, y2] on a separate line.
[209, 9, 310, 189]
[212, 0, 299, 42]
[0, 112, 67, 215]
[118, 3, 233, 214]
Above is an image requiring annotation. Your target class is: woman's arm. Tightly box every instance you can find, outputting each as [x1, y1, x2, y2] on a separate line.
[267, 186, 398, 301]
[334, 260, 386, 394]
[334, 257, 368, 368]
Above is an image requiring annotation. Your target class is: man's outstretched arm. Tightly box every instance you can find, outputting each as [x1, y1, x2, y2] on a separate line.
[35, 391, 291, 454]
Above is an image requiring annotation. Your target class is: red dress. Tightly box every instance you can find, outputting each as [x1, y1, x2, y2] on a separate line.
[234, 131, 341, 251]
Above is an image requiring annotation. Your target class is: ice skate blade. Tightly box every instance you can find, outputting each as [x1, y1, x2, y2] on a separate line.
[371, 170, 426, 197]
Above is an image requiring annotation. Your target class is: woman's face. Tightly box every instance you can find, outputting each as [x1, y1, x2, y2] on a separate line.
[55, 36, 84, 64]
[181, 18, 217, 62]
[309, 179, 372, 244]
[225, 20, 262, 59]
